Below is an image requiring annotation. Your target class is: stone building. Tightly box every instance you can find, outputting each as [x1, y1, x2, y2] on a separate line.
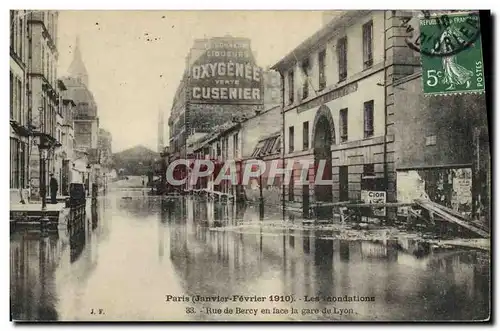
[52, 79, 68, 196]
[61, 36, 101, 194]
[167, 36, 280, 162]
[26, 10, 61, 201]
[59, 85, 76, 195]
[271, 10, 420, 215]
[10, 10, 30, 199]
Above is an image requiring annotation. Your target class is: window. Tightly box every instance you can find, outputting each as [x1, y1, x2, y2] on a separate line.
[362, 20, 373, 69]
[302, 121, 309, 150]
[10, 11, 14, 49]
[364, 100, 374, 138]
[19, 142, 26, 188]
[301, 59, 310, 99]
[363, 164, 375, 177]
[337, 37, 347, 81]
[222, 137, 228, 159]
[288, 70, 294, 104]
[17, 78, 22, 123]
[10, 138, 19, 188]
[340, 108, 348, 142]
[41, 46, 44, 75]
[288, 126, 295, 153]
[42, 95, 46, 132]
[318, 49, 326, 90]
[233, 133, 239, 158]
[12, 76, 19, 121]
[426, 135, 437, 146]
[19, 18, 23, 58]
[10, 71, 13, 119]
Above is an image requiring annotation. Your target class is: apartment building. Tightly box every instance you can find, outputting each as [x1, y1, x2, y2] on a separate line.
[26, 10, 60, 201]
[10, 10, 30, 195]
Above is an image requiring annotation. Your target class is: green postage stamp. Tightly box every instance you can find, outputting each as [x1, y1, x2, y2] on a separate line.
[419, 12, 485, 95]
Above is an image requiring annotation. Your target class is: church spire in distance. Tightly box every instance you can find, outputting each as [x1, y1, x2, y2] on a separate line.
[68, 35, 89, 87]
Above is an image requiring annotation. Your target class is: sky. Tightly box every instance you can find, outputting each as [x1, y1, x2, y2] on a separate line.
[57, 11, 326, 153]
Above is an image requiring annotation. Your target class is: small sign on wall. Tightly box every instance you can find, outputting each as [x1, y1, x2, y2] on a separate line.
[361, 190, 386, 217]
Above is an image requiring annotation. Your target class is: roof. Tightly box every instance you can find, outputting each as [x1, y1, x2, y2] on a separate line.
[257, 130, 281, 143]
[271, 11, 371, 72]
[61, 76, 97, 109]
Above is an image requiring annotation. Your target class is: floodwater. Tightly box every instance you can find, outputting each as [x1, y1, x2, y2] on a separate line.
[10, 189, 490, 321]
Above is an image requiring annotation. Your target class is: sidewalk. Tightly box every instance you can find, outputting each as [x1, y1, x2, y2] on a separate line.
[10, 202, 66, 213]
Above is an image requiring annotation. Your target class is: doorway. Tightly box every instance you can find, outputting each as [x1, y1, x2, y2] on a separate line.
[313, 105, 335, 203]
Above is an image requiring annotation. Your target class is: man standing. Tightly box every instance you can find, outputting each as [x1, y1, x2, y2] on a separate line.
[50, 173, 58, 204]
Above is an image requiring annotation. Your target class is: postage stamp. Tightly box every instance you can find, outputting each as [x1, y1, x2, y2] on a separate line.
[418, 12, 485, 95]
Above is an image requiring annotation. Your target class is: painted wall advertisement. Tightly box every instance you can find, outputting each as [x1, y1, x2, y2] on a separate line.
[361, 190, 387, 217]
[188, 37, 264, 106]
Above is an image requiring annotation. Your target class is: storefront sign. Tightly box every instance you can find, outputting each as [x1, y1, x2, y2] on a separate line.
[361, 190, 386, 217]
[296, 82, 358, 113]
[188, 37, 264, 105]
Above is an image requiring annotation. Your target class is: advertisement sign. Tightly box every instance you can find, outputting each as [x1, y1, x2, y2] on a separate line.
[452, 178, 472, 205]
[188, 37, 264, 105]
[361, 190, 386, 217]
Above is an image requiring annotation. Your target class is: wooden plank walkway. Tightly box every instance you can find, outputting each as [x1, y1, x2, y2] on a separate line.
[312, 201, 415, 208]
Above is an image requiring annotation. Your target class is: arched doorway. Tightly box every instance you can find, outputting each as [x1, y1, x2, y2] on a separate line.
[312, 105, 335, 203]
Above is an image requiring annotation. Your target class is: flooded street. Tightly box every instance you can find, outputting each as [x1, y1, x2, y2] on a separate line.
[10, 189, 490, 321]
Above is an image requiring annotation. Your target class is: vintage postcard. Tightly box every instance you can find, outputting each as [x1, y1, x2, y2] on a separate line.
[9, 9, 491, 322]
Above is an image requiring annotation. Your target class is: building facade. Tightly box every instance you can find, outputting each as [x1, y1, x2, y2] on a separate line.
[59, 87, 76, 196]
[62, 37, 101, 194]
[272, 10, 420, 215]
[26, 10, 60, 201]
[10, 10, 30, 199]
[167, 36, 279, 162]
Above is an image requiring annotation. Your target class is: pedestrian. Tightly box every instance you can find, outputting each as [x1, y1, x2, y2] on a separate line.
[50, 173, 58, 204]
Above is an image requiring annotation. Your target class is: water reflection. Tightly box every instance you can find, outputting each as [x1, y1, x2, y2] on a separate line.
[10, 193, 490, 321]
[10, 232, 61, 321]
[168, 196, 490, 321]
[10, 198, 103, 321]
